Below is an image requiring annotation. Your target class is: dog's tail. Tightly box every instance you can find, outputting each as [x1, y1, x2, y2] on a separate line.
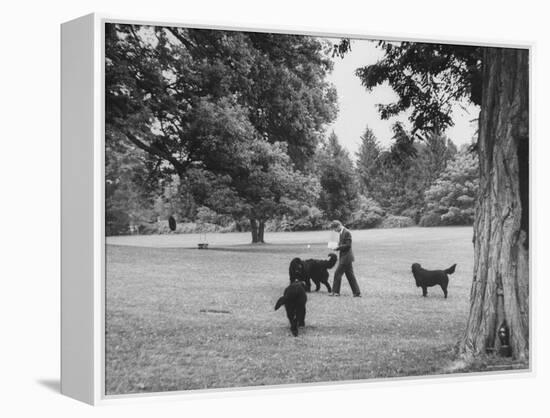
[444, 264, 457, 275]
[326, 253, 338, 269]
[274, 296, 286, 311]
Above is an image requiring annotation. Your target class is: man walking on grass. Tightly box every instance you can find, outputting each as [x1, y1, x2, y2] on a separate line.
[329, 220, 361, 297]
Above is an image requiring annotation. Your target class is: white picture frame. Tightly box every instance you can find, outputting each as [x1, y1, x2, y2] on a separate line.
[61, 13, 533, 405]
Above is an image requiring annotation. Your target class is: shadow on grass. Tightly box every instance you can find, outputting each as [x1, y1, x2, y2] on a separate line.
[197, 242, 325, 254]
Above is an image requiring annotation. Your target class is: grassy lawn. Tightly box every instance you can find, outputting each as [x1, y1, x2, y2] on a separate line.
[106, 227, 480, 395]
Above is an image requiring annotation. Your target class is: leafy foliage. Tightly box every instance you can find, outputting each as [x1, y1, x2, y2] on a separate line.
[355, 41, 482, 133]
[355, 126, 381, 195]
[316, 132, 358, 223]
[355, 124, 456, 218]
[420, 146, 479, 226]
[105, 24, 338, 237]
[348, 195, 385, 229]
[379, 215, 415, 229]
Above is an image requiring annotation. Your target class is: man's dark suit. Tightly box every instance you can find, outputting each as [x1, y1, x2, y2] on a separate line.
[333, 227, 361, 296]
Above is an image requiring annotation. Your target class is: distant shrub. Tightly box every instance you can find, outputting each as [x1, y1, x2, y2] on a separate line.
[136, 222, 162, 235]
[106, 209, 130, 235]
[441, 206, 475, 226]
[379, 215, 415, 229]
[419, 212, 442, 227]
[129, 219, 240, 235]
[265, 206, 326, 232]
[350, 212, 383, 229]
[178, 222, 224, 234]
[349, 196, 385, 229]
[400, 208, 421, 224]
[422, 147, 478, 226]
[265, 217, 291, 232]
[195, 206, 234, 226]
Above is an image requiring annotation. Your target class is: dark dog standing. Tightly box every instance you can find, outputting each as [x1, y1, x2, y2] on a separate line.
[303, 253, 337, 293]
[275, 280, 307, 336]
[411, 263, 457, 298]
[289, 257, 306, 282]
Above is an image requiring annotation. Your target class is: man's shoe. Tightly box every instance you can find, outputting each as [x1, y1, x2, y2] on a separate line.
[353, 294, 362, 297]
[329, 292, 340, 297]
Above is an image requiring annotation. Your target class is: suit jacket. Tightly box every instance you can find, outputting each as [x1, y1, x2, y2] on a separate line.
[337, 228, 355, 265]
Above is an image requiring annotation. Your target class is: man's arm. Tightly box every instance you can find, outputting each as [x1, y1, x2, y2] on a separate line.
[336, 230, 352, 252]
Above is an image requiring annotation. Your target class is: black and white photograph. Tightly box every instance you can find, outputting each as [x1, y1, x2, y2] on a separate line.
[104, 21, 529, 395]
[5, 0, 550, 416]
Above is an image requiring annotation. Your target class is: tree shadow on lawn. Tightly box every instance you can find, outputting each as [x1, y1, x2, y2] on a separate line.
[200, 242, 326, 254]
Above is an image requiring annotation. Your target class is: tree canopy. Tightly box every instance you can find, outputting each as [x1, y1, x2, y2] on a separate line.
[315, 132, 358, 223]
[354, 41, 482, 134]
[106, 24, 338, 175]
[105, 23, 338, 241]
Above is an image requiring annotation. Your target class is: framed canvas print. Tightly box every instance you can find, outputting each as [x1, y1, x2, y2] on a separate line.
[61, 13, 532, 405]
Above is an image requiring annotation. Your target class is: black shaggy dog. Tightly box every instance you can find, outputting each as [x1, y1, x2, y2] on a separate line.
[275, 280, 307, 336]
[289, 257, 306, 282]
[411, 263, 457, 298]
[303, 253, 337, 293]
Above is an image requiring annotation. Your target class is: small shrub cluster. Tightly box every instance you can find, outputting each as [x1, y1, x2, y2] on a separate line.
[379, 215, 415, 229]
[419, 212, 442, 227]
[348, 196, 385, 229]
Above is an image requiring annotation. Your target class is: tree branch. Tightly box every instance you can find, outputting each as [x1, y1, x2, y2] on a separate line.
[166, 27, 197, 52]
[124, 131, 186, 176]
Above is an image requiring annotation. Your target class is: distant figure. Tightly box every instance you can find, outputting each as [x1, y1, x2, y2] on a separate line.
[329, 220, 361, 297]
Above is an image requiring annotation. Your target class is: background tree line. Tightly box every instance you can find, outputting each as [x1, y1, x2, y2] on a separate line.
[106, 23, 479, 238]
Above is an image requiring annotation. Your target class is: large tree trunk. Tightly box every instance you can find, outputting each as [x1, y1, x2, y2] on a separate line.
[458, 48, 529, 361]
[250, 218, 259, 243]
[258, 220, 265, 243]
[249, 218, 265, 244]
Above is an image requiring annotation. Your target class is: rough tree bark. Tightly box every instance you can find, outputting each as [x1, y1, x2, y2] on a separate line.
[258, 220, 265, 243]
[458, 48, 529, 361]
[250, 218, 266, 243]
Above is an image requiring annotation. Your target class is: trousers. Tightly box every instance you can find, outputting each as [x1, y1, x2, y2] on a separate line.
[332, 261, 361, 295]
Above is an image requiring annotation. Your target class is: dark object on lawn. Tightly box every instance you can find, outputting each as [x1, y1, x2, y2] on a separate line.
[168, 215, 177, 231]
[199, 308, 231, 314]
[302, 253, 337, 292]
[275, 280, 307, 337]
[198, 232, 208, 249]
[411, 263, 457, 298]
[289, 257, 306, 283]
[498, 321, 512, 357]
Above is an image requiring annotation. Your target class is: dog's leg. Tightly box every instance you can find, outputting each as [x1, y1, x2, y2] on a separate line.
[286, 307, 298, 336]
[290, 317, 299, 336]
[315, 280, 321, 292]
[305, 278, 312, 293]
[321, 271, 331, 293]
[441, 276, 449, 298]
[422, 286, 428, 297]
[297, 306, 306, 328]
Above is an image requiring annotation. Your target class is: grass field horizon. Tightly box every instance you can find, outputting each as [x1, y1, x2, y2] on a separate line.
[105, 226, 510, 395]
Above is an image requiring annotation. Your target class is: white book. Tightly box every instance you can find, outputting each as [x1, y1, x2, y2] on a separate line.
[328, 231, 339, 250]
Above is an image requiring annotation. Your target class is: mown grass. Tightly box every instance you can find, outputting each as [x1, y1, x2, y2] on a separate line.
[105, 227, 505, 395]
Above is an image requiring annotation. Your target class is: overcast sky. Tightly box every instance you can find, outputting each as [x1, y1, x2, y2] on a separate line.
[324, 38, 480, 158]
